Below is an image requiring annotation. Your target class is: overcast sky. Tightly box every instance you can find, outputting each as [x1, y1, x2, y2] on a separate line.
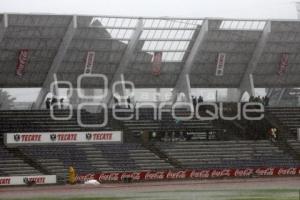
[0, 0, 298, 19]
[0, 0, 299, 102]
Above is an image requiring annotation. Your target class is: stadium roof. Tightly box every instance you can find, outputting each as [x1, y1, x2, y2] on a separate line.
[0, 14, 300, 89]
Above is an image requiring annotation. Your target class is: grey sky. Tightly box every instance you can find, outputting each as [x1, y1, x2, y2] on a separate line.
[0, 0, 297, 19]
[0, 0, 298, 102]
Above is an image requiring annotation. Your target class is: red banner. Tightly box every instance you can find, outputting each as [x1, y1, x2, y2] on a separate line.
[16, 49, 29, 77]
[84, 51, 95, 74]
[216, 53, 226, 76]
[76, 167, 300, 183]
[152, 51, 162, 76]
[278, 53, 288, 76]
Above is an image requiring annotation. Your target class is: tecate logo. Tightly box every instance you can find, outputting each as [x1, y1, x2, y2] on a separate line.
[0, 178, 10, 185]
[27, 177, 45, 184]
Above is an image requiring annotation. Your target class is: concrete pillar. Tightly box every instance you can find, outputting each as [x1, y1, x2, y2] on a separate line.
[297, 2, 300, 19]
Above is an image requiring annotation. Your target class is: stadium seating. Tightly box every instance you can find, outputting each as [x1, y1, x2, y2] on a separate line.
[0, 109, 115, 133]
[19, 143, 172, 179]
[1, 108, 300, 183]
[156, 140, 300, 169]
[288, 140, 300, 154]
[0, 146, 41, 176]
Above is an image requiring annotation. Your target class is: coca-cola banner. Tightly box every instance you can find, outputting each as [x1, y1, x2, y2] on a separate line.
[16, 49, 29, 77]
[76, 167, 300, 183]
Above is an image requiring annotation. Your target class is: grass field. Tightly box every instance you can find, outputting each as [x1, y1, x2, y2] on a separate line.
[5, 189, 300, 200]
[2, 177, 299, 200]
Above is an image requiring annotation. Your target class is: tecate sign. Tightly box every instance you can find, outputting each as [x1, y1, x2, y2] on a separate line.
[4, 131, 122, 145]
[0, 175, 56, 186]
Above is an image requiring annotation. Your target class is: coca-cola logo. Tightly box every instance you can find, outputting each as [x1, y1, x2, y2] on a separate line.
[98, 173, 119, 181]
[190, 170, 210, 178]
[166, 171, 186, 179]
[255, 168, 274, 176]
[144, 171, 165, 180]
[76, 174, 95, 182]
[120, 172, 141, 181]
[234, 168, 253, 177]
[211, 169, 231, 177]
[277, 168, 297, 176]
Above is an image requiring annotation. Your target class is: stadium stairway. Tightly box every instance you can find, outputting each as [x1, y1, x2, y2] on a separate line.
[266, 107, 300, 138]
[142, 142, 183, 169]
[264, 107, 300, 162]
[210, 103, 273, 140]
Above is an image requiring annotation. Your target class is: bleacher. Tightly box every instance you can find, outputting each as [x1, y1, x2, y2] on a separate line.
[0, 110, 114, 133]
[119, 108, 216, 137]
[288, 140, 300, 154]
[156, 140, 300, 169]
[0, 145, 41, 176]
[19, 143, 172, 180]
[0, 108, 299, 183]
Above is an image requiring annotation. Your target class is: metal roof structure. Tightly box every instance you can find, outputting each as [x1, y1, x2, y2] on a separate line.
[0, 14, 300, 91]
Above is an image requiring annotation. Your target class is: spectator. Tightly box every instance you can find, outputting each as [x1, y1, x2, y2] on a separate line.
[198, 96, 203, 103]
[249, 96, 254, 102]
[263, 95, 269, 106]
[45, 98, 51, 109]
[51, 97, 58, 109]
[192, 96, 197, 108]
[269, 128, 278, 142]
[127, 97, 131, 109]
[60, 98, 64, 109]
[113, 96, 119, 108]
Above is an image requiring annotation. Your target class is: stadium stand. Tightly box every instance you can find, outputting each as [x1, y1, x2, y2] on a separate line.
[19, 143, 172, 180]
[156, 140, 300, 169]
[288, 140, 300, 154]
[0, 145, 41, 176]
[0, 14, 300, 185]
[0, 110, 115, 133]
